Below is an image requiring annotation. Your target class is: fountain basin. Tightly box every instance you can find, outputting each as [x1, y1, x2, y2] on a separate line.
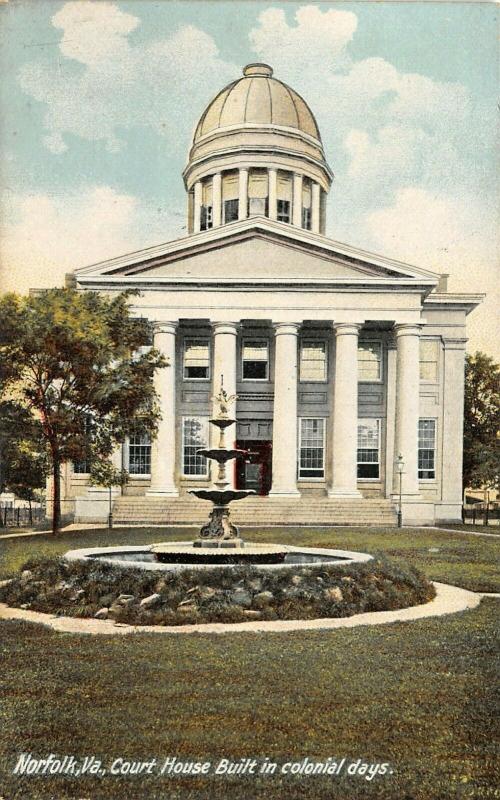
[188, 489, 255, 504]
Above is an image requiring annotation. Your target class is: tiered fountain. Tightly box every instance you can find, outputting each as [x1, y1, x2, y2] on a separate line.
[151, 380, 289, 564]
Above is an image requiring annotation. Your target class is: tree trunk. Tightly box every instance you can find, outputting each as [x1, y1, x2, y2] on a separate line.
[52, 454, 61, 534]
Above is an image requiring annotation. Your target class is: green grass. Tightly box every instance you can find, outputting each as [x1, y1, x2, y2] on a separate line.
[0, 526, 498, 799]
[1, 524, 498, 591]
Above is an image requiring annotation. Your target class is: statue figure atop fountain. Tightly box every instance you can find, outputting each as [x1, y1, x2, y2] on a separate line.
[188, 376, 256, 547]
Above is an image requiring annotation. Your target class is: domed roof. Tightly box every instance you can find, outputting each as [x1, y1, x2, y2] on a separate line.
[194, 64, 321, 143]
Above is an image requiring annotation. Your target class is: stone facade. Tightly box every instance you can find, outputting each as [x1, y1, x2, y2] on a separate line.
[61, 64, 481, 526]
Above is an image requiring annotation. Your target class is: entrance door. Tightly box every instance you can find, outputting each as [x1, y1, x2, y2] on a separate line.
[235, 440, 272, 496]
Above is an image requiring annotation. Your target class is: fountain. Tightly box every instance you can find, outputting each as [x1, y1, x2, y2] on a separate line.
[151, 379, 289, 564]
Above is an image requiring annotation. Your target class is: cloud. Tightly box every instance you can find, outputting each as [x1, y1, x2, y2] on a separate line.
[0, 186, 184, 294]
[18, 1, 236, 154]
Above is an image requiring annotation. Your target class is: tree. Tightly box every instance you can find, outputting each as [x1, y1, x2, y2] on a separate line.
[0, 289, 167, 533]
[463, 352, 500, 492]
[0, 400, 48, 504]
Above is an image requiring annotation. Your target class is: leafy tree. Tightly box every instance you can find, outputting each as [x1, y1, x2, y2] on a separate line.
[463, 352, 500, 492]
[0, 289, 167, 533]
[0, 400, 48, 504]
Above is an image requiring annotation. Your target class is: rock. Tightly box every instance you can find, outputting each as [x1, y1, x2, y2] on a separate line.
[324, 587, 343, 603]
[177, 602, 197, 614]
[247, 578, 262, 592]
[291, 575, 303, 586]
[283, 587, 302, 599]
[198, 586, 217, 600]
[140, 593, 161, 609]
[20, 570, 33, 583]
[253, 591, 274, 608]
[178, 598, 197, 608]
[155, 579, 168, 593]
[20, 603, 30, 609]
[98, 593, 115, 607]
[94, 608, 109, 620]
[243, 610, 261, 619]
[186, 586, 199, 594]
[316, 577, 324, 584]
[72, 589, 86, 601]
[341, 576, 353, 583]
[116, 594, 135, 607]
[231, 588, 252, 608]
[55, 581, 73, 592]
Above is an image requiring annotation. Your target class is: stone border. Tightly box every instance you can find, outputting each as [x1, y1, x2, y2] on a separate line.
[63, 542, 373, 571]
[0, 582, 481, 636]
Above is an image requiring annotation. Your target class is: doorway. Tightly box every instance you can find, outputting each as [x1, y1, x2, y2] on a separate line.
[235, 440, 272, 496]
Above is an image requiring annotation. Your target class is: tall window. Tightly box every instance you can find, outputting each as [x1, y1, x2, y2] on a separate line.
[299, 418, 325, 478]
[223, 199, 239, 223]
[182, 417, 209, 477]
[302, 207, 312, 230]
[418, 419, 436, 479]
[242, 340, 269, 380]
[300, 341, 327, 382]
[128, 432, 151, 475]
[200, 205, 213, 231]
[419, 340, 439, 382]
[358, 341, 382, 382]
[277, 199, 291, 223]
[357, 419, 380, 478]
[73, 416, 93, 474]
[183, 339, 210, 380]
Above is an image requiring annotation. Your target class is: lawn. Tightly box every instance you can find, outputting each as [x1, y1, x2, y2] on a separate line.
[0, 526, 498, 800]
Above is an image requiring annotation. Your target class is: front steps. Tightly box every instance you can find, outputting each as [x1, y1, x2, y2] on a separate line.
[112, 495, 397, 527]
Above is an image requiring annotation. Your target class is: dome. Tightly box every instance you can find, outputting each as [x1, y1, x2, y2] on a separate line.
[194, 64, 321, 143]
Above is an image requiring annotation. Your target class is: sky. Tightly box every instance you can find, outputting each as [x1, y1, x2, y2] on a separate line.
[0, 0, 498, 356]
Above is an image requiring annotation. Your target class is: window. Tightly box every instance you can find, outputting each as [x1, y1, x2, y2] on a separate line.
[223, 199, 239, 223]
[277, 199, 291, 223]
[183, 339, 210, 380]
[182, 417, 209, 477]
[420, 340, 439, 382]
[418, 419, 436, 479]
[357, 419, 380, 479]
[300, 340, 327, 382]
[358, 341, 382, 381]
[242, 339, 269, 380]
[302, 207, 312, 230]
[299, 418, 325, 478]
[200, 205, 213, 231]
[73, 416, 93, 474]
[128, 432, 151, 475]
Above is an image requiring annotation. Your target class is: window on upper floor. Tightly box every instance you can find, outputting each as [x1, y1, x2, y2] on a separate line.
[242, 339, 269, 380]
[300, 340, 327, 382]
[357, 419, 380, 479]
[299, 418, 325, 478]
[183, 339, 210, 380]
[302, 207, 312, 230]
[223, 198, 239, 224]
[418, 419, 436, 479]
[277, 199, 291, 224]
[200, 205, 213, 231]
[358, 341, 382, 382]
[182, 417, 209, 477]
[419, 340, 439, 382]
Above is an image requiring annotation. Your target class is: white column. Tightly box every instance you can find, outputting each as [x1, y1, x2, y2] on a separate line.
[211, 322, 238, 486]
[329, 323, 362, 498]
[441, 338, 467, 511]
[292, 173, 303, 227]
[394, 324, 422, 496]
[147, 321, 178, 496]
[238, 169, 248, 221]
[385, 338, 397, 498]
[212, 172, 222, 227]
[268, 168, 277, 220]
[311, 182, 321, 234]
[193, 181, 202, 233]
[270, 323, 300, 497]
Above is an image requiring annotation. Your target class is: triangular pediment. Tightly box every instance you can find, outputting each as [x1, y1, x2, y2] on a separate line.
[74, 217, 439, 288]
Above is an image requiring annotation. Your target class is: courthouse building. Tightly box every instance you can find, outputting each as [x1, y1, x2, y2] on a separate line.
[64, 63, 481, 526]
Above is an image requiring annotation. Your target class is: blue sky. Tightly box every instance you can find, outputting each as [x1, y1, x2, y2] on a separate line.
[0, 1, 498, 354]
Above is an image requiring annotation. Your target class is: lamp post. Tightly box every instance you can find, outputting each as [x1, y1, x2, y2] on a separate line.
[396, 454, 404, 528]
[108, 485, 113, 530]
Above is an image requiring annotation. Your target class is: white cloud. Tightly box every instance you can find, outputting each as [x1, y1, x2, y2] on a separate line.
[0, 186, 184, 294]
[18, 2, 236, 154]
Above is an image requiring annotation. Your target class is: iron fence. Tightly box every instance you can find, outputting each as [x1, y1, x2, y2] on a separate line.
[462, 502, 500, 526]
[0, 504, 45, 528]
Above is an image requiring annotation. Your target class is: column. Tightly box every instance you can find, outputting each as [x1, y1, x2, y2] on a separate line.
[311, 182, 321, 234]
[384, 338, 397, 498]
[270, 323, 300, 496]
[394, 324, 422, 496]
[238, 169, 249, 221]
[211, 322, 239, 485]
[441, 338, 467, 511]
[193, 181, 202, 233]
[329, 323, 362, 498]
[147, 321, 178, 496]
[212, 172, 222, 227]
[292, 173, 303, 227]
[268, 168, 277, 220]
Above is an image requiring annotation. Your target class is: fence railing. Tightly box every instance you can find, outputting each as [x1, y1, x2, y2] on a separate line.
[462, 502, 500, 526]
[0, 504, 45, 528]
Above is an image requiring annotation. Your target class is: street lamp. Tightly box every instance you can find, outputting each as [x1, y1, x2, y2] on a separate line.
[396, 454, 404, 528]
[108, 485, 113, 530]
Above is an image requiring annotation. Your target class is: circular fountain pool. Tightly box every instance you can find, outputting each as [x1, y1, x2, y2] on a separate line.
[64, 543, 373, 572]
